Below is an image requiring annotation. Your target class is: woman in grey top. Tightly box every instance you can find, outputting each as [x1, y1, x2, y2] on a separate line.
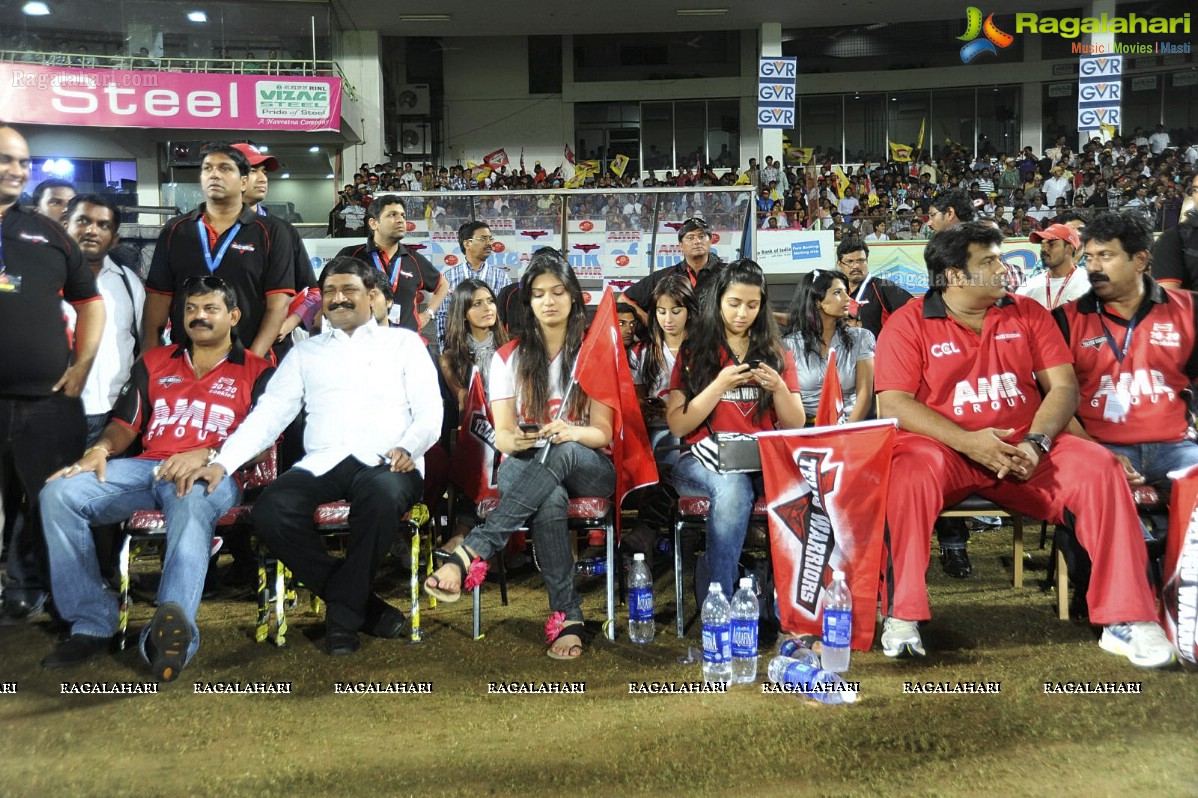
[781, 269, 875, 424]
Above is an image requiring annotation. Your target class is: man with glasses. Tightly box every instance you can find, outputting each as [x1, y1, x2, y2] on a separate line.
[1151, 172, 1198, 290]
[835, 237, 912, 340]
[433, 220, 511, 349]
[622, 217, 722, 325]
[39, 276, 273, 680]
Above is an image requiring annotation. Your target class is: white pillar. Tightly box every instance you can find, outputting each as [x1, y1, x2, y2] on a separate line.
[1080, 0, 1119, 143]
[758, 22, 784, 166]
[1020, 29, 1043, 156]
[336, 29, 386, 181]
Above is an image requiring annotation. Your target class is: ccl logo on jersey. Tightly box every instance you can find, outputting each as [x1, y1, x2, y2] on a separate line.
[931, 341, 962, 358]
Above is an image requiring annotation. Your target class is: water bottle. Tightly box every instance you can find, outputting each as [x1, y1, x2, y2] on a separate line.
[574, 557, 607, 577]
[628, 553, 655, 644]
[730, 577, 760, 683]
[767, 655, 859, 705]
[779, 637, 821, 664]
[821, 570, 852, 674]
[700, 582, 732, 685]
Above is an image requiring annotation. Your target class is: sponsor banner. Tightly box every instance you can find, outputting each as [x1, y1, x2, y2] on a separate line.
[1163, 465, 1198, 665]
[1077, 55, 1122, 131]
[858, 239, 1043, 295]
[569, 218, 606, 234]
[0, 62, 341, 131]
[759, 421, 897, 650]
[755, 230, 835, 275]
[757, 57, 797, 129]
[604, 231, 646, 275]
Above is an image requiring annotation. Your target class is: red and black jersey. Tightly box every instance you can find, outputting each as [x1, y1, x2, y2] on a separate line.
[668, 348, 800, 445]
[147, 204, 295, 348]
[111, 341, 273, 460]
[336, 238, 441, 332]
[0, 205, 100, 396]
[876, 291, 1071, 440]
[622, 254, 721, 316]
[1053, 278, 1198, 444]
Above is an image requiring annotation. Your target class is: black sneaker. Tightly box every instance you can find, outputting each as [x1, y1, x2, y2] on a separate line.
[41, 634, 110, 669]
[940, 547, 973, 578]
[148, 602, 192, 682]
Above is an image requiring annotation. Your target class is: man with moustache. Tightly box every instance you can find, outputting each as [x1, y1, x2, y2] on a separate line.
[40, 276, 273, 679]
[1151, 171, 1198, 290]
[336, 195, 448, 338]
[834, 236, 911, 339]
[1054, 211, 1198, 489]
[876, 222, 1176, 668]
[65, 194, 145, 444]
[622, 217, 722, 325]
[433, 220, 511, 349]
[183, 257, 442, 656]
[0, 125, 104, 622]
[143, 143, 295, 361]
[1017, 224, 1089, 311]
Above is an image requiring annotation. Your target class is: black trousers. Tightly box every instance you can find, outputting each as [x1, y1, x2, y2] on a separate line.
[251, 456, 423, 631]
[0, 394, 86, 603]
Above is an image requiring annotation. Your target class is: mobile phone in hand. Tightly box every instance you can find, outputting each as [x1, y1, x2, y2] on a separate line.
[745, 359, 762, 370]
[518, 422, 541, 434]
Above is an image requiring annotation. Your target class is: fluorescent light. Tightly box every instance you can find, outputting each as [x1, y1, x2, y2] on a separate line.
[280, 173, 290, 179]
[325, 173, 335, 179]
[308, 145, 320, 153]
[187, 10, 207, 23]
[398, 14, 451, 22]
[676, 8, 727, 16]
[22, 2, 51, 15]
[257, 146, 269, 153]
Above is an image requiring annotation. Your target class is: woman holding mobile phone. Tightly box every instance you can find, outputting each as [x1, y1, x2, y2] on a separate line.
[424, 249, 615, 659]
[667, 259, 805, 597]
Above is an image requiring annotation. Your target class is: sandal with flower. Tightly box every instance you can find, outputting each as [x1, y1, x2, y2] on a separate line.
[423, 547, 487, 603]
[545, 611, 586, 660]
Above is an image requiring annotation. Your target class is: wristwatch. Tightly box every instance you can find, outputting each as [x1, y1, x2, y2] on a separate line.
[1022, 433, 1052, 455]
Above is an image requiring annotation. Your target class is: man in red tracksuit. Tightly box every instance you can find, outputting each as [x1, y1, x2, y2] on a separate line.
[874, 221, 1175, 668]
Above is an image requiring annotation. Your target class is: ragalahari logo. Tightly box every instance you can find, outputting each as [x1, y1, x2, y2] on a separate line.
[958, 7, 1015, 62]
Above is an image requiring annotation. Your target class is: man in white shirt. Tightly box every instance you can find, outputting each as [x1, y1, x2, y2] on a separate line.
[1148, 124, 1171, 155]
[184, 256, 443, 656]
[1017, 224, 1088, 310]
[64, 195, 145, 444]
[1043, 167, 1072, 207]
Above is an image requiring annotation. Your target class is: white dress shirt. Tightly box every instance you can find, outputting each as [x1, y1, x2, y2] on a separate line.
[64, 256, 146, 415]
[214, 319, 442, 477]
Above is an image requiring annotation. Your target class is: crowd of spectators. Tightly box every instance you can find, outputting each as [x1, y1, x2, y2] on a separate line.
[329, 126, 1198, 244]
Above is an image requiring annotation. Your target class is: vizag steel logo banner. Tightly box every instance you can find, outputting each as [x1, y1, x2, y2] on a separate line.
[759, 420, 896, 650]
[0, 63, 341, 131]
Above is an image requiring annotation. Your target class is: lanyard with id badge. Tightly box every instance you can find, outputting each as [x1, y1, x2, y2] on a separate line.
[1097, 304, 1137, 424]
[372, 249, 407, 326]
[0, 228, 22, 294]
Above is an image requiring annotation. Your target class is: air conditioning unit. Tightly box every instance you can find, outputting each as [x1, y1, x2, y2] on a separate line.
[396, 84, 431, 116]
[399, 123, 429, 156]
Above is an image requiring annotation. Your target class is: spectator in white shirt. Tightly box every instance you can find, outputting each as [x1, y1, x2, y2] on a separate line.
[64, 195, 145, 444]
[1148, 124, 1171, 155]
[185, 256, 442, 657]
[863, 220, 890, 242]
[1043, 167, 1072, 207]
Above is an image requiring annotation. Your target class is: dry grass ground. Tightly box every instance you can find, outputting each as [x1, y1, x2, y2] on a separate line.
[1, 528, 1196, 798]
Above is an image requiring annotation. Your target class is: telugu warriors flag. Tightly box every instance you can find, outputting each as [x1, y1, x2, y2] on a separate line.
[449, 367, 500, 504]
[758, 420, 896, 649]
[570, 288, 659, 534]
[1162, 464, 1198, 665]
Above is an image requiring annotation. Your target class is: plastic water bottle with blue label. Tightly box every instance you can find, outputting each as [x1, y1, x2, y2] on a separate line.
[701, 582, 731, 685]
[628, 553, 654, 644]
[821, 570, 852, 673]
[730, 577, 759, 683]
[767, 655, 858, 705]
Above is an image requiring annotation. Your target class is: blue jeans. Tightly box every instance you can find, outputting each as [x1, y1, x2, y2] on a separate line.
[672, 452, 763, 598]
[1102, 440, 1198, 487]
[463, 442, 615, 623]
[40, 457, 240, 665]
[85, 413, 110, 447]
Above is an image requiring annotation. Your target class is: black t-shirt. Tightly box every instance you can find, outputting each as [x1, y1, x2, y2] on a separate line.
[622, 253, 722, 314]
[850, 276, 913, 339]
[1151, 220, 1198, 289]
[336, 238, 441, 332]
[0, 205, 99, 396]
[147, 204, 295, 348]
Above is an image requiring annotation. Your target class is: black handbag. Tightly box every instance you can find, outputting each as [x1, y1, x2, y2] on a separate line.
[690, 424, 761, 474]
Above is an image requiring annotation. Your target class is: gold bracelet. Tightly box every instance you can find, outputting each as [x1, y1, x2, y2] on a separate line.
[82, 445, 111, 461]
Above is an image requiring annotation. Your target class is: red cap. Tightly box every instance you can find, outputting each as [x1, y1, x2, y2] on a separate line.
[1029, 223, 1081, 249]
[230, 142, 279, 172]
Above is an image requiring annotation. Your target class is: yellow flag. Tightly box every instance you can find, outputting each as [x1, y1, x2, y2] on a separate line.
[1099, 123, 1116, 141]
[832, 166, 849, 199]
[915, 117, 926, 151]
[889, 142, 913, 162]
[867, 192, 880, 208]
[733, 171, 751, 186]
[786, 146, 813, 165]
[610, 154, 629, 177]
[564, 171, 585, 189]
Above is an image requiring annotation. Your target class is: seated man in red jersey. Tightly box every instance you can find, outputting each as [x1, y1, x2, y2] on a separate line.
[1053, 211, 1198, 490]
[874, 221, 1175, 669]
[40, 276, 274, 681]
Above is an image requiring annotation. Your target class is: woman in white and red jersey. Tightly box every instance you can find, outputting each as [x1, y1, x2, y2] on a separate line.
[424, 249, 615, 659]
[667, 259, 805, 598]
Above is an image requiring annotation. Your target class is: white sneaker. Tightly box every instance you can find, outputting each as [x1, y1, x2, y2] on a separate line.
[1100, 622, 1177, 669]
[881, 617, 926, 658]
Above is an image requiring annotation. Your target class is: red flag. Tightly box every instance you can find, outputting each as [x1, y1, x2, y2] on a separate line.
[564, 144, 575, 165]
[1162, 464, 1198, 665]
[482, 148, 509, 169]
[572, 288, 659, 527]
[759, 421, 896, 650]
[519, 147, 525, 174]
[815, 349, 845, 427]
[448, 369, 499, 504]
